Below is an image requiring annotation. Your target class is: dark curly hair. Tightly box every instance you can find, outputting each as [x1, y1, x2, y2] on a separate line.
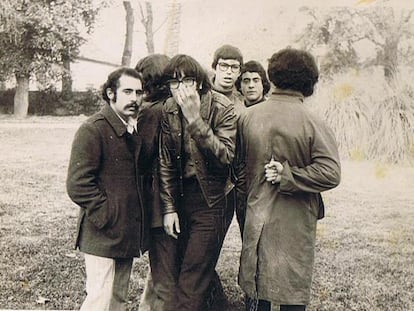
[267, 48, 319, 97]
[211, 44, 243, 69]
[102, 67, 143, 104]
[235, 60, 271, 96]
[135, 54, 170, 102]
[163, 54, 211, 95]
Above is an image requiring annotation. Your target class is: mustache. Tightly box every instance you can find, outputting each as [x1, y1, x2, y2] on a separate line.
[125, 102, 139, 109]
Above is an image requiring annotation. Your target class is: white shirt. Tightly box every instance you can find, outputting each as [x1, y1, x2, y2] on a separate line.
[112, 109, 137, 134]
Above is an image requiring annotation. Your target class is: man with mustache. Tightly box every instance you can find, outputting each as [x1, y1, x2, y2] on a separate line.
[67, 67, 156, 311]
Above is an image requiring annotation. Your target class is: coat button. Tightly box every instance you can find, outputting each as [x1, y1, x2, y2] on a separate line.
[177, 155, 181, 159]
[177, 133, 181, 137]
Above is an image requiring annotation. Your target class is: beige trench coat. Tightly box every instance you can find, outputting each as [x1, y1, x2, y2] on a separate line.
[236, 91, 341, 305]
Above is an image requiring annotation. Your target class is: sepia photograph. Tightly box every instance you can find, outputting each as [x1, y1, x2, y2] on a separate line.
[0, 0, 413, 310]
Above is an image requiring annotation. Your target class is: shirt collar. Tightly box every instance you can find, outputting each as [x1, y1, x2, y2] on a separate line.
[112, 108, 137, 134]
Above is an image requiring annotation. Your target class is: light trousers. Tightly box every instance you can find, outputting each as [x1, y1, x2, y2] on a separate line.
[138, 269, 155, 311]
[80, 253, 133, 311]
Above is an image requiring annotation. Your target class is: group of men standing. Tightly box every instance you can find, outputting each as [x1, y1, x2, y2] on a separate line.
[66, 44, 341, 311]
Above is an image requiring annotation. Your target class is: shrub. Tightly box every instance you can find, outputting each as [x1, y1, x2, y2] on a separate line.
[369, 76, 414, 163]
[308, 67, 414, 164]
[56, 88, 103, 116]
[29, 87, 61, 115]
[0, 88, 14, 114]
[0, 88, 103, 116]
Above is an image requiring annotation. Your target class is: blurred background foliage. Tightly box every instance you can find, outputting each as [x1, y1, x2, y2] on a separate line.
[0, 1, 413, 163]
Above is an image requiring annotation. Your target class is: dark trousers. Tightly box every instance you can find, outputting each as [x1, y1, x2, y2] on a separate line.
[246, 297, 306, 311]
[148, 228, 177, 311]
[226, 188, 246, 239]
[151, 178, 229, 311]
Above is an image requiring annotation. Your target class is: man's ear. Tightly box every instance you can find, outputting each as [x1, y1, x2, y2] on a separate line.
[106, 88, 115, 100]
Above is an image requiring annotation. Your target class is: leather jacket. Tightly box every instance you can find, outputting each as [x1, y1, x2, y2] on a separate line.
[159, 90, 236, 214]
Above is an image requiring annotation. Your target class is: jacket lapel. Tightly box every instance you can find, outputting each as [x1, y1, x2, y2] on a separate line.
[133, 132, 143, 160]
[101, 104, 128, 137]
[199, 91, 211, 123]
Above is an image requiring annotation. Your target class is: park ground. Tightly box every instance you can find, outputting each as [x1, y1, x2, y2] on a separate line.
[0, 115, 413, 311]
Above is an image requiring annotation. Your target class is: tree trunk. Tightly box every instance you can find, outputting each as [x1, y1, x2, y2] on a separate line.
[14, 74, 30, 118]
[61, 50, 73, 101]
[383, 37, 398, 82]
[121, 1, 134, 67]
[164, 1, 181, 57]
[144, 2, 154, 54]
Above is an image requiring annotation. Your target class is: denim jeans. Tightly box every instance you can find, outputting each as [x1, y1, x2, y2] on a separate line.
[151, 177, 228, 311]
[246, 297, 306, 311]
[148, 227, 179, 311]
[149, 229, 228, 311]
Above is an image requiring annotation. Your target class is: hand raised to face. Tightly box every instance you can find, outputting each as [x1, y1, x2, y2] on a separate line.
[171, 83, 201, 124]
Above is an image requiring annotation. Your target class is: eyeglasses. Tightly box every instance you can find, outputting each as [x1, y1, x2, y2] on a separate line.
[167, 77, 196, 89]
[218, 62, 240, 73]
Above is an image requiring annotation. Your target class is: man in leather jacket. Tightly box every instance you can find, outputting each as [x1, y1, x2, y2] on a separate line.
[156, 54, 236, 311]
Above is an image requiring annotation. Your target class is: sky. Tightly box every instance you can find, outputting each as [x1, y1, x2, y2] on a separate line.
[70, 0, 411, 90]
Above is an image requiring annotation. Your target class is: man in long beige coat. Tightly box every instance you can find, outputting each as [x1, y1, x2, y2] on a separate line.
[236, 48, 341, 311]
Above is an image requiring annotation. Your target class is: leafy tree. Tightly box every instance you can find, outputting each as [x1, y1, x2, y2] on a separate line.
[0, 0, 108, 117]
[364, 6, 414, 80]
[297, 4, 414, 81]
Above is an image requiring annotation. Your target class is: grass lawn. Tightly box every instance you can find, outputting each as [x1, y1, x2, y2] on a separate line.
[0, 116, 413, 310]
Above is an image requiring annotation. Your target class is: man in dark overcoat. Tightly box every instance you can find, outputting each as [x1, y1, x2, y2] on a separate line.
[67, 67, 158, 311]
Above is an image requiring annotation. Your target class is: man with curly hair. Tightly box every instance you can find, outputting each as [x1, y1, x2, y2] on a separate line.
[235, 60, 270, 108]
[236, 48, 341, 311]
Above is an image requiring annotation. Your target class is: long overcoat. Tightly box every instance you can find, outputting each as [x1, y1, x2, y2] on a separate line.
[236, 90, 341, 305]
[66, 104, 159, 258]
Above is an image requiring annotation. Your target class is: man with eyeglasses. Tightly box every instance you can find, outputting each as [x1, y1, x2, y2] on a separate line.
[211, 44, 245, 115]
[67, 67, 157, 311]
[156, 54, 237, 311]
[210, 44, 244, 234]
[206, 44, 246, 308]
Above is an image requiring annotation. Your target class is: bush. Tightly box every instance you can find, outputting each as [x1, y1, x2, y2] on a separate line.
[29, 87, 61, 115]
[55, 88, 103, 116]
[308, 67, 414, 164]
[0, 88, 15, 114]
[0, 88, 103, 116]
